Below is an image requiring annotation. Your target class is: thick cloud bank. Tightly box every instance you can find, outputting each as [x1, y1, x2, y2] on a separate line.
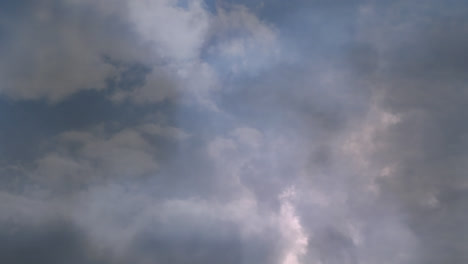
[1, 0, 467, 263]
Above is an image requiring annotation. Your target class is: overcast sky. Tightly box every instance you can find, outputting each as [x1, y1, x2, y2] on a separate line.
[1, 0, 467, 263]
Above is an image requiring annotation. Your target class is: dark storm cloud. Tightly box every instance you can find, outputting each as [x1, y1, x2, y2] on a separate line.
[1, 0, 468, 263]
[353, 1, 468, 262]
[0, 213, 279, 264]
[0, 220, 112, 264]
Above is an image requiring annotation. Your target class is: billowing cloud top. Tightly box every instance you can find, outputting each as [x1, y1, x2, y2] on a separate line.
[1, 0, 467, 263]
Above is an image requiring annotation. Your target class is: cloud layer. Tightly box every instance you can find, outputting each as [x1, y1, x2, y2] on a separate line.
[1, 0, 468, 263]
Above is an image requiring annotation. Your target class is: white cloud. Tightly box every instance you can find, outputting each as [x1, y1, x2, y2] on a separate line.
[279, 187, 308, 264]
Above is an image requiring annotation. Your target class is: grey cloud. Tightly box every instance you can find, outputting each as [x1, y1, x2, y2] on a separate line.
[0, 214, 278, 264]
[0, 221, 108, 264]
[346, 1, 468, 262]
[1, 0, 468, 263]
[0, 0, 178, 103]
[28, 122, 191, 192]
[0, 1, 122, 101]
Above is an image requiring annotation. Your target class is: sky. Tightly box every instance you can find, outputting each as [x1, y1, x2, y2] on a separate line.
[0, 0, 467, 263]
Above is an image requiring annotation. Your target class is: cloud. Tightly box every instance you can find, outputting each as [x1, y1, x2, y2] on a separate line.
[0, 220, 112, 264]
[0, 0, 135, 101]
[128, 0, 210, 62]
[30, 122, 192, 190]
[205, 4, 280, 76]
[1, 0, 468, 263]
[0, 0, 281, 111]
[350, 1, 468, 262]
